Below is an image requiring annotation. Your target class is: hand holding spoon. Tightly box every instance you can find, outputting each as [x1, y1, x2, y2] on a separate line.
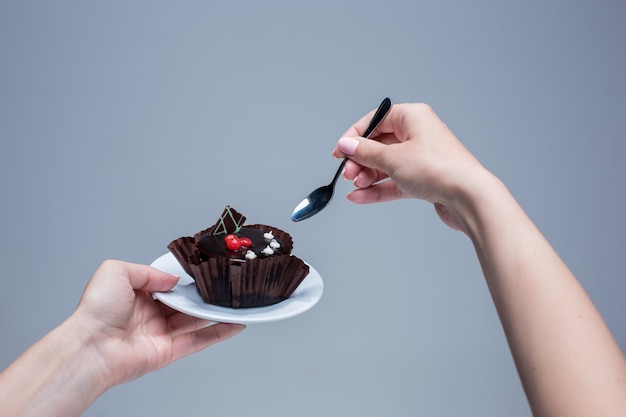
[291, 97, 392, 222]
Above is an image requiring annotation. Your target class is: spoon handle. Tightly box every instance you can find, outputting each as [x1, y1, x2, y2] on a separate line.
[332, 97, 393, 184]
[361, 97, 392, 139]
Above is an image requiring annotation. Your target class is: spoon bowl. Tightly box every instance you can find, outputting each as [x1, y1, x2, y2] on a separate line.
[291, 98, 392, 222]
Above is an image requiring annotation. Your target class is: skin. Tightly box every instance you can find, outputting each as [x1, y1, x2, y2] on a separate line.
[333, 103, 626, 417]
[0, 260, 245, 417]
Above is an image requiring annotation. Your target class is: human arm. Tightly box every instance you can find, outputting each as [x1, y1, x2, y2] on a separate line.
[333, 103, 626, 417]
[0, 260, 245, 417]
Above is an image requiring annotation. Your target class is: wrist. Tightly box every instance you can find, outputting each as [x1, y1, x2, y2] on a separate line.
[441, 167, 518, 239]
[62, 313, 119, 392]
[444, 167, 542, 275]
[55, 317, 114, 404]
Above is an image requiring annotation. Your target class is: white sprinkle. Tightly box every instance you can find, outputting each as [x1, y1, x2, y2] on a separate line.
[269, 239, 280, 249]
[261, 246, 274, 255]
[245, 250, 257, 260]
[263, 231, 274, 241]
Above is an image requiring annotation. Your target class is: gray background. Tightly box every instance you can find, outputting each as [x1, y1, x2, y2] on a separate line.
[1, 1, 625, 416]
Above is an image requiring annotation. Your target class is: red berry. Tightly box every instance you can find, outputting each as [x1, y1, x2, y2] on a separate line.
[224, 234, 242, 250]
[240, 237, 252, 248]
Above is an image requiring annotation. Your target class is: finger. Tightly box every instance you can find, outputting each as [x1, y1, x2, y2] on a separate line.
[166, 311, 213, 338]
[353, 168, 388, 189]
[333, 104, 401, 159]
[336, 136, 396, 178]
[334, 133, 399, 159]
[341, 103, 415, 141]
[341, 103, 398, 139]
[96, 260, 180, 293]
[170, 322, 246, 362]
[127, 264, 180, 293]
[342, 159, 389, 190]
[346, 180, 410, 204]
[342, 159, 362, 181]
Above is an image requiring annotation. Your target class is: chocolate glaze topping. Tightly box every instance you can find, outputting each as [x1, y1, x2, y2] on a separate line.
[197, 227, 285, 260]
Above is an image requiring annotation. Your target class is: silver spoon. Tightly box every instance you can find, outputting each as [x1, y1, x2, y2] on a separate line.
[291, 97, 393, 222]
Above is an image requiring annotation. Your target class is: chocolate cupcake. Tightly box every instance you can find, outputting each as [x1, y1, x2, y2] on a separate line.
[167, 206, 309, 308]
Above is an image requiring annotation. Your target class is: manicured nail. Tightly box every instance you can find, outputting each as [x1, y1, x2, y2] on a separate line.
[337, 137, 360, 156]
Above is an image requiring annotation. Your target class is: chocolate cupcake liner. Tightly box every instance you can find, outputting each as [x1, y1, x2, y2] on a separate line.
[167, 224, 309, 308]
[166, 236, 197, 278]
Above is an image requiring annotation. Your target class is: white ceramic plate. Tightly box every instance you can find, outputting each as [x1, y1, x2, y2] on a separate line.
[150, 252, 323, 324]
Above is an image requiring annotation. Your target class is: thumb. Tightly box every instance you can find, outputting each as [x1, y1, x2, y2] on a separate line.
[126, 263, 180, 293]
[337, 136, 392, 174]
[96, 260, 180, 293]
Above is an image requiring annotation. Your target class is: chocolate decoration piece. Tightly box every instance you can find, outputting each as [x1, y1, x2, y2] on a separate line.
[211, 205, 246, 235]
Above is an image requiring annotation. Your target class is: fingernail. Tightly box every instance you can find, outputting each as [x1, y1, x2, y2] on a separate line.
[337, 137, 360, 156]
